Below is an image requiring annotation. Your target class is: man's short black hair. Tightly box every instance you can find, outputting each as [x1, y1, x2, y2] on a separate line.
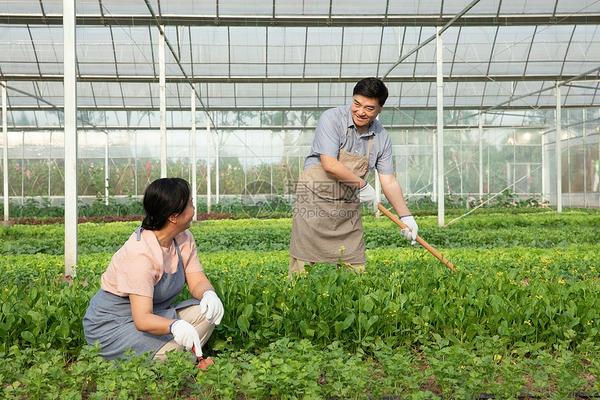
[353, 77, 388, 106]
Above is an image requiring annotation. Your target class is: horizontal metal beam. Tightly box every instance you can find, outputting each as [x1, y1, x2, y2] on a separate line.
[563, 83, 600, 90]
[1, 13, 600, 26]
[4, 73, 600, 84]
[4, 124, 548, 132]
[4, 104, 593, 113]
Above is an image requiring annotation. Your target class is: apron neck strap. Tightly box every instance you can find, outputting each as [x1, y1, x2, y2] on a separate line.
[173, 238, 184, 266]
[136, 226, 180, 266]
[135, 226, 143, 241]
[365, 135, 374, 159]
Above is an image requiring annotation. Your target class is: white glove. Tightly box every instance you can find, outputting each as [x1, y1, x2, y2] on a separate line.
[199, 290, 224, 325]
[399, 215, 418, 245]
[358, 182, 376, 203]
[170, 319, 202, 357]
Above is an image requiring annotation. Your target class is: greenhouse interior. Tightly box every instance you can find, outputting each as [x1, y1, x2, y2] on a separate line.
[1, 1, 600, 398]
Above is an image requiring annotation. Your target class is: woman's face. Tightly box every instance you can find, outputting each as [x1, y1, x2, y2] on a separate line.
[176, 197, 195, 230]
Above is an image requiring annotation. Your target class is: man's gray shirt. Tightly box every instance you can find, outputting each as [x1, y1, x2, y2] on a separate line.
[304, 105, 394, 175]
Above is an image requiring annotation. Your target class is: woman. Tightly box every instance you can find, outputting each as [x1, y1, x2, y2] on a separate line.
[83, 178, 224, 361]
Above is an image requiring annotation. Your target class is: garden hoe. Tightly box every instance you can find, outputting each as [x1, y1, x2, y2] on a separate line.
[377, 203, 457, 272]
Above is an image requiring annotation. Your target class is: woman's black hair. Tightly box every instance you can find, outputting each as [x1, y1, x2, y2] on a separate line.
[141, 177, 190, 230]
[353, 77, 388, 106]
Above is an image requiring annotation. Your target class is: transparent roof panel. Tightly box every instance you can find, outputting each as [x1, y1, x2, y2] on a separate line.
[112, 26, 156, 76]
[79, 0, 158, 16]
[492, 26, 536, 62]
[556, 2, 600, 14]
[388, 1, 441, 15]
[3, 0, 600, 17]
[229, 27, 266, 76]
[274, 0, 330, 16]
[340, 27, 382, 77]
[6, 79, 600, 111]
[500, 0, 556, 14]
[448, 27, 496, 75]
[235, 83, 262, 107]
[30, 25, 62, 63]
[330, 0, 388, 16]
[528, 25, 573, 63]
[263, 83, 289, 107]
[305, 27, 343, 64]
[564, 25, 600, 73]
[291, 83, 318, 107]
[2, 0, 600, 114]
[159, 0, 215, 15]
[443, 0, 501, 15]
[0, 25, 37, 71]
[267, 27, 305, 76]
[0, 0, 44, 14]
[219, 0, 273, 16]
[563, 83, 598, 105]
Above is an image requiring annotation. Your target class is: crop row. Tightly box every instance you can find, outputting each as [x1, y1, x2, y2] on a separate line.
[1, 211, 598, 398]
[2, 337, 598, 399]
[1, 246, 599, 356]
[0, 211, 598, 255]
[2, 246, 600, 398]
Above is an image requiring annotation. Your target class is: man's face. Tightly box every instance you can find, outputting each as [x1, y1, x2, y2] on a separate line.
[351, 95, 382, 129]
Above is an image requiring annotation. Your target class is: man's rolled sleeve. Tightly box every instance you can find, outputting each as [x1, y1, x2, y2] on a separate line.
[311, 109, 343, 158]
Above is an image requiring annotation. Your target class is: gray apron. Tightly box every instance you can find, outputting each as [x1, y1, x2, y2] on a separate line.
[83, 227, 200, 360]
[290, 135, 373, 264]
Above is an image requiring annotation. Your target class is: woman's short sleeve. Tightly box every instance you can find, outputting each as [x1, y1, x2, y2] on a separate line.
[101, 236, 160, 297]
[177, 230, 204, 274]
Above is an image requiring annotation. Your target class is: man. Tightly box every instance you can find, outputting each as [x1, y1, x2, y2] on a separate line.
[289, 77, 418, 277]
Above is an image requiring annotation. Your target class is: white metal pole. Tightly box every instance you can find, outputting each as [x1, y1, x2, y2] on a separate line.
[567, 122, 571, 208]
[63, 0, 78, 276]
[526, 164, 531, 193]
[374, 170, 381, 215]
[478, 114, 484, 200]
[436, 26, 445, 226]
[191, 85, 197, 220]
[243, 132, 247, 197]
[555, 83, 562, 212]
[20, 131, 24, 204]
[133, 130, 138, 196]
[2, 82, 8, 222]
[206, 121, 212, 213]
[459, 126, 464, 199]
[104, 132, 109, 205]
[159, 25, 167, 178]
[48, 131, 52, 198]
[206, 119, 213, 212]
[432, 130, 437, 202]
[404, 137, 409, 196]
[541, 132, 546, 202]
[215, 127, 220, 204]
[270, 143, 273, 197]
[374, 116, 381, 214]
[583, 109, 587, 208]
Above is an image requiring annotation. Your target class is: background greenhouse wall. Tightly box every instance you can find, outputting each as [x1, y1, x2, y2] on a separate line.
[2, 5, 600, 210]
[2, 107, 599, 207]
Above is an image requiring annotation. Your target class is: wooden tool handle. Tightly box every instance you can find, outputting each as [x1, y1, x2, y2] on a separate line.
[377, 203, 457, 272]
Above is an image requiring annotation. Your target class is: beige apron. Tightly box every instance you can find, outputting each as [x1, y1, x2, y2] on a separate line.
[289, 136, 373, 264]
